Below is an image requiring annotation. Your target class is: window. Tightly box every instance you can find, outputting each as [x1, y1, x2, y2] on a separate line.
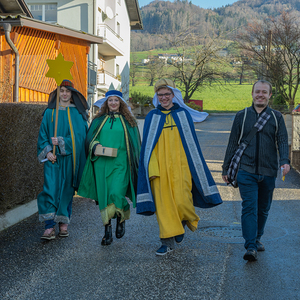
[116, 64, 119, 76]
[29, 3, 57, 23]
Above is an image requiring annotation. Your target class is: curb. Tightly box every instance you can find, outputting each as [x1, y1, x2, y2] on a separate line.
[0, 199, 38, 232]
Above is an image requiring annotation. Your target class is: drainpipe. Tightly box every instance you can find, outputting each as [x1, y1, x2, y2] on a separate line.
[3, 23, 19, 102]
[92, 0, 98, 119]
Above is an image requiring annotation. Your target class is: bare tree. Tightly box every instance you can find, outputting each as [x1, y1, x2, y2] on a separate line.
[130, 53, 139, 87]
[236, 11, 300, 106]
[230, 51, 254, 85]
[144, 56, 166, 86]
[164, 30, 228, 102]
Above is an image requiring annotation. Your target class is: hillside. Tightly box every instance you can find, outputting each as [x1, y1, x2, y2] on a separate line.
[131, 0, 300, 51]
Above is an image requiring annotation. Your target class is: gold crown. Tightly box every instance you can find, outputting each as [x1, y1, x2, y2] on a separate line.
[154, 79, 176, 92]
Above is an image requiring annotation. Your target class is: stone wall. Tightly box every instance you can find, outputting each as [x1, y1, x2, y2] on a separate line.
[0, 103, 46, 214]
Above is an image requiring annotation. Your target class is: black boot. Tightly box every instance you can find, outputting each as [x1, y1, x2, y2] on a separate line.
[101, 220, 113, 246]
[116, 215, 125, 239]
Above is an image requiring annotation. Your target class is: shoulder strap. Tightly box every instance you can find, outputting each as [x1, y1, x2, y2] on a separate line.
[238, 107, 247, 145]
[242, 111, 271, 146]
[227, 111, 271, 186]
[271, 110, 278, 136]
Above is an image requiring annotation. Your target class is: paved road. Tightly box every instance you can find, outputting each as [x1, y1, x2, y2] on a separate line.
[1, 114, 300, 300]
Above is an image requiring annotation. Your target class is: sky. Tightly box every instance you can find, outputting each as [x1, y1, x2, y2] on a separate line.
[138, 0, 238, 10]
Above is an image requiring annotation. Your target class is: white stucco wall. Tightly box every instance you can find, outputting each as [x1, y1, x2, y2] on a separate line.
[116, 0, 130, 76]
[25, 0, 94, 33]
[97, 0, 130, 88]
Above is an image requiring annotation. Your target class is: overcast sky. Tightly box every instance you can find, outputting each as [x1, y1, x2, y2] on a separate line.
[138, 0, 238, 10]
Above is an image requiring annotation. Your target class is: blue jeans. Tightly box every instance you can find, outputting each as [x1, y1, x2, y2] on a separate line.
[237, 169, 276, 250]
[45, 199, 73, 229]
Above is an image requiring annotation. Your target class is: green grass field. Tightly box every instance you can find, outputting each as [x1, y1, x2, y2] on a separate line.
[130, 84, 254, 112]
[130, 83, 300, 112]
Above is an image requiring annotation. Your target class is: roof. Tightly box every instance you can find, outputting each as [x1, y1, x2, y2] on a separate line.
[0, 0, 32, 18]
[0, 15, 103, 44]
[125, 0, 143, 30]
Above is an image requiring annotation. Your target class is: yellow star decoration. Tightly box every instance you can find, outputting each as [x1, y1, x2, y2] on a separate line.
[45, 53, 74, 86]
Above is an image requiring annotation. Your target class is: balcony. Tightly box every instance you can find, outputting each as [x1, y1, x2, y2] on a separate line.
[97, 24, 124, 57]
[97, 69, 121, 90]
[88, 61, 97, 87]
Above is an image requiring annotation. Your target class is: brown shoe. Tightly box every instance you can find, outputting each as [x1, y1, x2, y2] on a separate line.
[59, 224, 69, 237]
[41, 228, 55, 240]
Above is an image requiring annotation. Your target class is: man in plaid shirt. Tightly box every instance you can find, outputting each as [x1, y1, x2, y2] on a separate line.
[222, 80, 290, 261]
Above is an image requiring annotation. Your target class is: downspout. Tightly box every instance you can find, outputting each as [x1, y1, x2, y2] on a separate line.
[3, 23, 19, 102]
[93, 0, 97, 65]
[92, 0, 97, 119]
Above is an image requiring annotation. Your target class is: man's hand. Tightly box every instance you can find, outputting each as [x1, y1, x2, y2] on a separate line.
[51, 137, 58, 145]
[281, 164, 290, 177]
[222, 175, 229, 183]
[47, 151, 57, 162]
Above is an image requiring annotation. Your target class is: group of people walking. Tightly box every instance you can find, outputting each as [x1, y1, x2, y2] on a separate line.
[37, 78, 290, 260]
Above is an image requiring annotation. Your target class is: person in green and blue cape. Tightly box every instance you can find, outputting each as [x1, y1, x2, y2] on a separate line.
[37, 80, 88, 240]
[78, 90, 141, 246]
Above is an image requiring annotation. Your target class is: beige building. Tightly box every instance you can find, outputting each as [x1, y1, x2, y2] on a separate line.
[25, 0, 143, 106]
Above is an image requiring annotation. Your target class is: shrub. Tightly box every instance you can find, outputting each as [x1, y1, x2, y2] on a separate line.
[270, 92, 289, 112]
[0, 103, 46, 214]
[130, 91, 153, 107]
[186, 102, 202, 111]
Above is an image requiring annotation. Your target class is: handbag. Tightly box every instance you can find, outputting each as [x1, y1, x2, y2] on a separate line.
[227, 109, 271, 188]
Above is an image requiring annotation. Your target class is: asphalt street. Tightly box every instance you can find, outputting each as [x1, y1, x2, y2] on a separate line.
[1, 114, 300, 300]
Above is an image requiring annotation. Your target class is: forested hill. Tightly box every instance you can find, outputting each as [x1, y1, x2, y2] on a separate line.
[131, 0, 300, 51]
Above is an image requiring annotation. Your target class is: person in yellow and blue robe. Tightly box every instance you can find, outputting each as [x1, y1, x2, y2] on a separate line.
[78, 90, 141, 246]
[37, 80, 88, 240]
[137, 79, 222, 255]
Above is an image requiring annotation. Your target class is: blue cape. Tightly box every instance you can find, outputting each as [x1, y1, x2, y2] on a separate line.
[136, 106, 222, 215]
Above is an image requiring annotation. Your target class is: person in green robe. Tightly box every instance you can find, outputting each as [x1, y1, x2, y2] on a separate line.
[78, 90, 141, 246]
[37, 80, 88, 240]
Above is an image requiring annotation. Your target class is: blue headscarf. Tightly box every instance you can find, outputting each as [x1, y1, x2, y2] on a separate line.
[93, 90, 131, 111]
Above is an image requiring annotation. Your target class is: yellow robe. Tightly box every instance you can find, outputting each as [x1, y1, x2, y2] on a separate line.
[148, 112, 200, 239]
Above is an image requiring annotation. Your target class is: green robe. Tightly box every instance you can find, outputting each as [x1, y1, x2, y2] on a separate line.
[37, 105, 88, 224]
[78, 114, 141, 225]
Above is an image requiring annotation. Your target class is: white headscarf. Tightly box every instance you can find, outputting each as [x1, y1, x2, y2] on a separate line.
[153, 85, 208, 122]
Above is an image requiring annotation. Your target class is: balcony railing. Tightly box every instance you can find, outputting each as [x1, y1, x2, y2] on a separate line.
[88, 61, 97, 86]
[97, 69, 121, 89]
[97, 24, 124, 56]
[97, 24, 123, 41]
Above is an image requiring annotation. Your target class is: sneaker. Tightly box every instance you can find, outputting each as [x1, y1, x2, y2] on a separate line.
[41, 228, 55, 240]
[256, 240, 265, 252]
[243, 249, 258, 261]
[156, 245, 173, 256]
[175, 234, 184, 244]
[59, 224, 69, 237]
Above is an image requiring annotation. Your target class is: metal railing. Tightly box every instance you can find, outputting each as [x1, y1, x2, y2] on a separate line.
[88, 61, 97, 86]
[97, 24, 123, 41]
[97, 69, 120, 85]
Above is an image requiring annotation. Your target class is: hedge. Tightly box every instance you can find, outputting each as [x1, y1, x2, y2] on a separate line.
[0, 103, 46, 214]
